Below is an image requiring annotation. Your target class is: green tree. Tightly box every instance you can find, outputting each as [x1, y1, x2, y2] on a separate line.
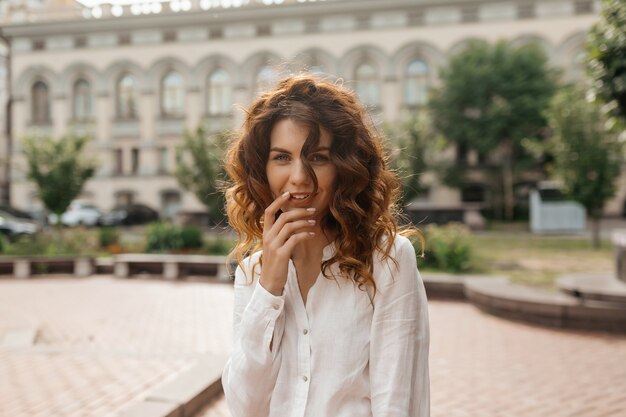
[430, 40, 559, 220]
[588, 0, 626, 122]
[22, 134, 97, 220]
[546, 86, 623, 248]
[386, 112, 441, 205]
[174, 126, 227, 224]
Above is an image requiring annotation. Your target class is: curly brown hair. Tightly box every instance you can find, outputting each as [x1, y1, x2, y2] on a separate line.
[225, 74, 420, 293]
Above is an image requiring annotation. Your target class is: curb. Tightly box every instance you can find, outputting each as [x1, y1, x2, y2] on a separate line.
[117, 355, 227, 417]
[423, 272, 474, 299]
[464, 277, 626, 333]
[0, 325, 39, 348]
[422, 273, 626, 333]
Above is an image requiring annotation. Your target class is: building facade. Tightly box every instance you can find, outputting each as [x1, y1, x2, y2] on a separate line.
[1, 0, 622, 219]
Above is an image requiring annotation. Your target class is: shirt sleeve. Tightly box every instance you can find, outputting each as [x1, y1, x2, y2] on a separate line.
[370, 236, 430, 417]
[222, 256, 287, 417]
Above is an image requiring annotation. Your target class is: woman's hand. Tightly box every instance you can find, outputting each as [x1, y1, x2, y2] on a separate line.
[259, 192, 317, 296]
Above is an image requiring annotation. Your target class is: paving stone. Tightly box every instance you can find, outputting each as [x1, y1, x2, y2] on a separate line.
[195, 300, 626, 417]
[0, 277, 233, 417]
[3, 276, 626, 417]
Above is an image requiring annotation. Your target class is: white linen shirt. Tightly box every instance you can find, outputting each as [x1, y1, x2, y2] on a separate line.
[222, 234, 430, 417]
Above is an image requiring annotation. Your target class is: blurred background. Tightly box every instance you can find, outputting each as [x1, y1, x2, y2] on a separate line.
[0, 1, 625, 417]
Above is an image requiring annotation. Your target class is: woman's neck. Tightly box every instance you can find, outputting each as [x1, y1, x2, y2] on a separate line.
[291, 226, 335, 262]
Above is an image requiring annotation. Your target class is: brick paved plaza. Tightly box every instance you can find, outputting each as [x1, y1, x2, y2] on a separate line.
[0, 277, 233, 417]
[197, 294, 626, 417]
[1, 276, 625, 417]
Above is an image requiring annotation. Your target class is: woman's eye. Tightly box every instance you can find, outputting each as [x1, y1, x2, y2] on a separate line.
[311, 154, 329, 162]
[273, 154, 289, 161]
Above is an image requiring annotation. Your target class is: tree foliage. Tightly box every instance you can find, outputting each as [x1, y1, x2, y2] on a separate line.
[174, 126, 227, 224]
[386, 112, 441, 205]
[22, 134, 97, 217]
[588, 0, 626, 122]
[429, 40, 559, 219]
[546, 86, 623, 247]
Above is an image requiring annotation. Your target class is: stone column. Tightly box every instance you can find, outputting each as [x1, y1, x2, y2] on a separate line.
[186, 88, 202, 130]
[140, 89, 155, 145]
[139, 145, 157, 176]
[74, 258, 94, 277]
[382, 75, 400, 122]
[52, 95, 67, 138]
[12, 98, 27, 143]
[233, 84, 249, 127]
[14, 259, 31, 279]
[95, 93, 110, 147]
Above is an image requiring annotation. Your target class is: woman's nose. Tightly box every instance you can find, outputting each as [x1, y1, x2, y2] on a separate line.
[289, 159, 310, 184]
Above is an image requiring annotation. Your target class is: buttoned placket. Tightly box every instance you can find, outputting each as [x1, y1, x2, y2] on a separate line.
[287, 260, 312, 417]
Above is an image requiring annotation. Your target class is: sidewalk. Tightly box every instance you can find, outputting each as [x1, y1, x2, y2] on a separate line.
[0, 276, 233, 417]
[2, 276, 625, 417]
[197, 301, 626, 417]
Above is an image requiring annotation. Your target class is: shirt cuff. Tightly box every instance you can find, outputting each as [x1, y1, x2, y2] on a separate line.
[240, 282, 286, 360]
[250, 281, 285, 315]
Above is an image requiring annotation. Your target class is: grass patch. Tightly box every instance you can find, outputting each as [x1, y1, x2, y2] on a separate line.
[470, 232, 613, 289]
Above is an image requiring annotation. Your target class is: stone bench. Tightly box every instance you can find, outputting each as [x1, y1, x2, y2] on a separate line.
[113, 254, 235, 281]
[0, 256, 95, 278]
[465, 276, 626, 333]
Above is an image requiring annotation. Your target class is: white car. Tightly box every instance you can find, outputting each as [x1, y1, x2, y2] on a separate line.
[49, 201, 103, 227]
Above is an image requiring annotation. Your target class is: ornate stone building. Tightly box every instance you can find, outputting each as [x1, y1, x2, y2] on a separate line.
[1, 0, 621, 219]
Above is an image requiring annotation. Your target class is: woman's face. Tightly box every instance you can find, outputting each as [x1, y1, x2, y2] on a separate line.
[266, 119, 337, 219]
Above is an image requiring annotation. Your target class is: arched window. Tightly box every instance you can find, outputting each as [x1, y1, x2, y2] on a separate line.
[404, 59, 429, 107]
[354, 63, 379, 107]
[161, 71, 184, 117]
[255, 66, 279, 96]
[31, 81, 50, 124]
[117, 73, 138, 119]
[207, 68, 232, 116]
[73, 78, 93, 121]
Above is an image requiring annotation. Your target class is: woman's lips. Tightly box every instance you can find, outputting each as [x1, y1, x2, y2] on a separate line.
[286, 192, 315, 204]
[291, 194, 311, 200]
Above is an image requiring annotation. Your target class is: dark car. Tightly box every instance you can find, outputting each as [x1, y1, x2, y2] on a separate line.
[99, 204, 160, 226]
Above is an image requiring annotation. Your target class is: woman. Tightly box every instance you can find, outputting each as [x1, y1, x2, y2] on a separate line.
[222, 74, 430, 417]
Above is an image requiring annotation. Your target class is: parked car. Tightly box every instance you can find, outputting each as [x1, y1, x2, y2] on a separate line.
[0, 205, 35, 220]
[49, 201, 103, 227]
[0, 209, 39, 240]
[99, 204, 160, 226]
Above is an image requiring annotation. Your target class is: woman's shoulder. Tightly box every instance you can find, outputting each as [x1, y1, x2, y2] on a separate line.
[375, 233, 416, 261]
[372, 234, 419, 284]
[241, 250, 263, 268]
[234, 250, 263, 285]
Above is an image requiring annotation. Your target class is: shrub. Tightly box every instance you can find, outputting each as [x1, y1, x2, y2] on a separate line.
[420, 223, 475, 273]
[99, 227, 120, 248]
[204, 237, 236, 255]
[5, 230, 97, 256]
[180, 226, 204, 249]
[0, 234, 7, 253]
[145, 223, 206, 253]
[145, 223, 183, 253]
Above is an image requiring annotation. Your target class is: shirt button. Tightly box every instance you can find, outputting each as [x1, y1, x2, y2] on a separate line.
[272, 304, 279, 310]
[302, 376, 308, 382]
[303, 329, 308, 335]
